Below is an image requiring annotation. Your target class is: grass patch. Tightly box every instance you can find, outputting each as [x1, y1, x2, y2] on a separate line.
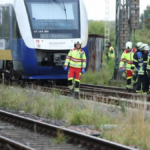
[0, 85, 113, 126]
[52, 129, 67, 144]
[81, 56, 126, 87]
[103, 110, 150, 150]
[81, 58, 114, 85]
[0, 85, 149, 149]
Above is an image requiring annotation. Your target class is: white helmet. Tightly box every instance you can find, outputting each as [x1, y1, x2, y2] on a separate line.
[126, 41, 132, 49]
[143, 44, 150, 51]
[136, 42, 143, 49]
[139, 43, 148, 50]
[74, 40, 82, 45]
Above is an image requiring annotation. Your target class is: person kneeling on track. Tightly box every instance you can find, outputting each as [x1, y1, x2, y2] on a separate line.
[64, 40, 87, 99]
[119, 41, 136, 92]
[131, 44, 150, 94]
[132, 42, 143, 92]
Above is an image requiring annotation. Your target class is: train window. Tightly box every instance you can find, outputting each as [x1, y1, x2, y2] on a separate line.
[12, 8, 21, 39]
[0, 6, 2, 39]
[4, 6, 10, 39]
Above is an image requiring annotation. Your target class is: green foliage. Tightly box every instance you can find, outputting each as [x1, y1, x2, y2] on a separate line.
[144, 6, 150, 20]
[88, 20, 115, 47]
[0, 85, 113, 127]
[141, 5, 150, 29]
[133, 29, 150, 45]
[145, 18, 150, 30]
[52, 130, 67, 144]
[88, 20, 104, 35]
[67, 107, 112, 129]
[81, 58, 115, 85]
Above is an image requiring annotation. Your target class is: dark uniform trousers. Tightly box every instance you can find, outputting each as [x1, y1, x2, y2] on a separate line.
[136, 72, 149, 94]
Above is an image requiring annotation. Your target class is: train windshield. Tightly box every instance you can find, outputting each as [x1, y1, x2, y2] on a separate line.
[25, 0, 80, 39]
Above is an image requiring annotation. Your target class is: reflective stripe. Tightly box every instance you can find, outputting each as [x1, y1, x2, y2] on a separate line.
[68, 85, 74, 90]
[67, 56, 71, 59]
[75, 88, 80, 92]
[132, 80, 136, 84]
[136, 90, 142, 93]
[68, 78, 73, 80]
[120, 59, 125, 61]
[126, 85, 131, 88]
[70, 63, 82, 67]
[133, 59, 138, 62]
[75, 79, 80, 82]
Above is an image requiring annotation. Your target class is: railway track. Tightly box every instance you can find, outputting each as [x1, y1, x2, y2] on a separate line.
[51, 84, 150, 111]
[55, 84, 150, 100]
[2, 80, 150, 110]
[0, 110, 136, 150]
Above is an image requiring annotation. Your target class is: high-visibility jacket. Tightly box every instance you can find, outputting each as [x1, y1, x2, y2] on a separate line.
[64, 48, 86, 69]
[131, 50, 140, 72]
[108, 46, 115, 58]
[131, 52, 147, 75]
[119, 48, 136, 70]
[147, 52, 150, 71]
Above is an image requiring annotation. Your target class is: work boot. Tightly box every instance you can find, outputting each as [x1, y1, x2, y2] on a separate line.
[126, 88, 131, 93]
[69, 89, 74, 97]
[74, 92, 79, 99]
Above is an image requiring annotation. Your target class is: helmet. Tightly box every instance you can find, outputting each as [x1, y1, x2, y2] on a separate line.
[143, 44, 150, 51]
[135, 42, 143, 49]
[74, 40, 82, 45]
[126, 41, 132, 49]
[139, 43, 148, 50]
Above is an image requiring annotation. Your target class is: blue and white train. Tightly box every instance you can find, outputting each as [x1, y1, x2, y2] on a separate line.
[0, 0, 88, 83]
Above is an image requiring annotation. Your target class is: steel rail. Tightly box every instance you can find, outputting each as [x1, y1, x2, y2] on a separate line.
[0, 136, 35, 150]
[0, 110, 136, 150]
[80, 83, 126, 92]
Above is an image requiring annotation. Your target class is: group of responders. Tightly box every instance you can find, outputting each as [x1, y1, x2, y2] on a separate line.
[119, 41, 150, 94]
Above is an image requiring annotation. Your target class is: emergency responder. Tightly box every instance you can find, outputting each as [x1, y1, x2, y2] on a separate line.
[108, 42, 115, 59]
[131, 44, 150, 94]
[132, 42, 143, 91]
[64, 40, 86, 99]
[119, 41, 136, 92]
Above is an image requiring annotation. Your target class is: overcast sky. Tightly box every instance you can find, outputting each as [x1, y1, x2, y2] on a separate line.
[83, 0, 150, 20]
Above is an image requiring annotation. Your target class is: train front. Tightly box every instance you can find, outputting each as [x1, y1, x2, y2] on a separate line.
[20, 0, 88, 80]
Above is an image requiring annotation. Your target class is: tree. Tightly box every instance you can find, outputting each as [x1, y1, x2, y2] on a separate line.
[145, 17, 150, 29]
[88, 20, 104, 35]
[140, 5, 150, 29]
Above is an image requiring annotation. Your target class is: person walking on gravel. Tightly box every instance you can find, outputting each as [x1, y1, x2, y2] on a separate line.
[64, 40, 87, 99]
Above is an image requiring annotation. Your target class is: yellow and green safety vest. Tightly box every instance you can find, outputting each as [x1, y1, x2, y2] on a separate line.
[108, 46, 115, 58]
[119, 48, 136, 70]
[64, 48, 86, 68]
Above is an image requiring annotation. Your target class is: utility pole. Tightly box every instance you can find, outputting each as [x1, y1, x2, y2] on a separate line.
[104, 0, 110, 52]
[112, 0, 140, 81]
